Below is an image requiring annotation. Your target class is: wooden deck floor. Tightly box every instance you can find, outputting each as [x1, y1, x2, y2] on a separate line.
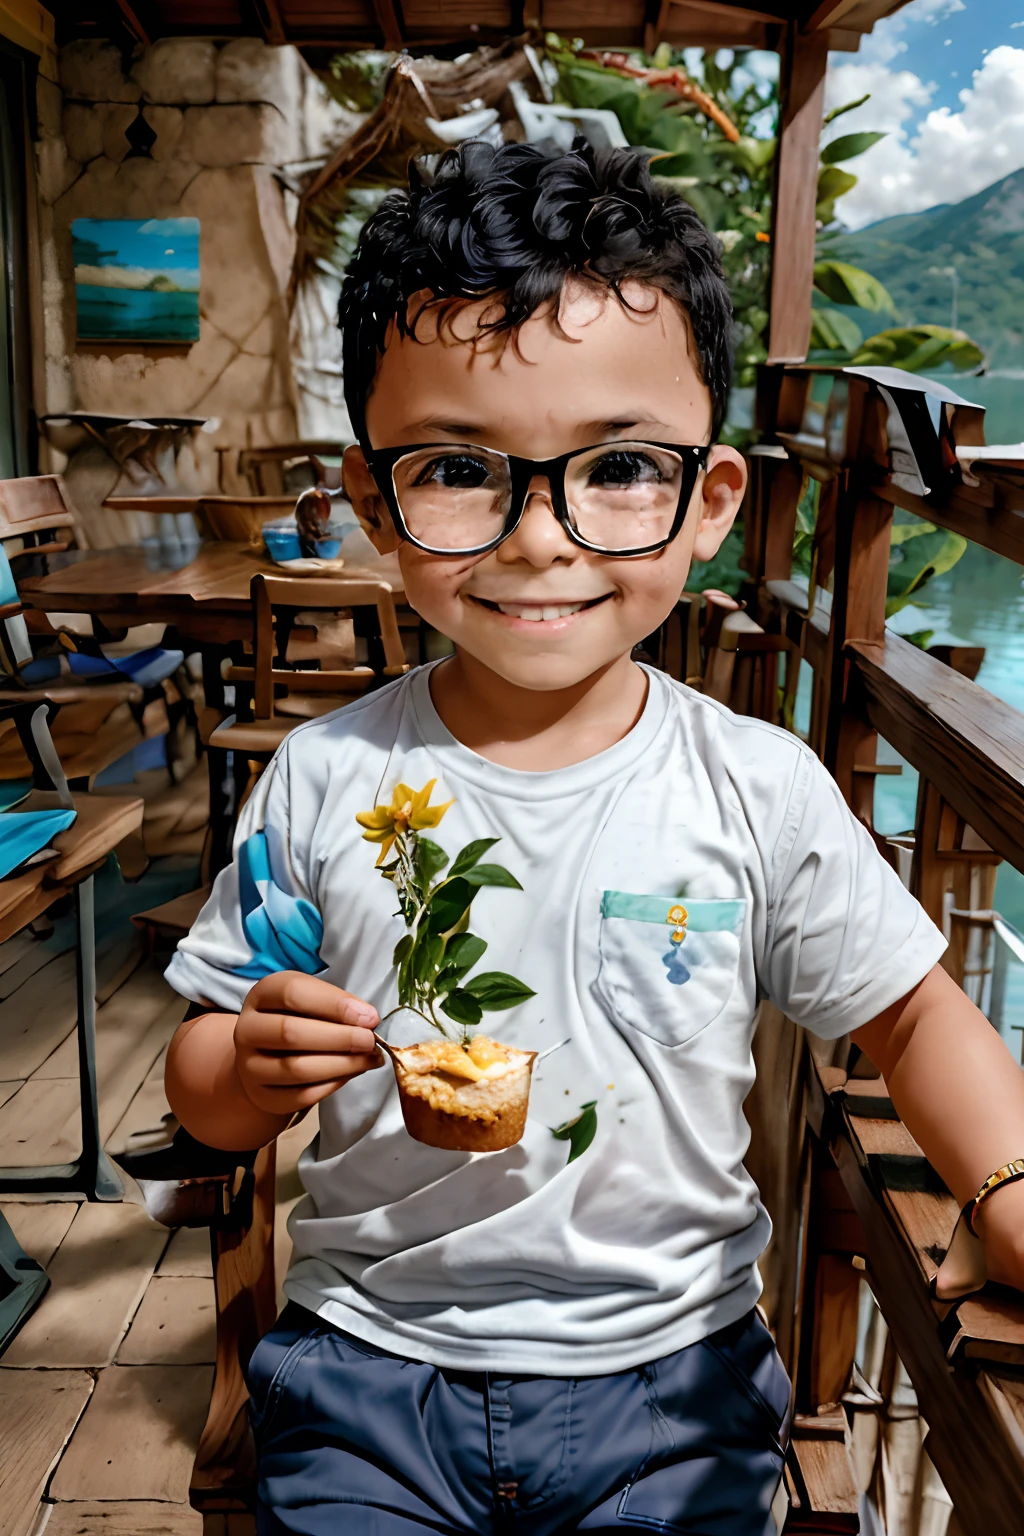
[0, 767, 311, 1536]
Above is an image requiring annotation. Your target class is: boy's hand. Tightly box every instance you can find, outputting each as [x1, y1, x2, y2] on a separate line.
[234, 972, 383, 1115]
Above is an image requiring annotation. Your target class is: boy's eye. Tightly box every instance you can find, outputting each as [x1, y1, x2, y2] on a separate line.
[585, 450, 663, 488]
[412, 453, 495, 490]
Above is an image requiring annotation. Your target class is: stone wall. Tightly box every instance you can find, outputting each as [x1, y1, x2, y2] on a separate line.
[32, 37, 356, 544]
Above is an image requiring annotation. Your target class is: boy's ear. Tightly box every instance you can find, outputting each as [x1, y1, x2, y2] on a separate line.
[342, 445, 401, 555]
[690, 446, 747, 565]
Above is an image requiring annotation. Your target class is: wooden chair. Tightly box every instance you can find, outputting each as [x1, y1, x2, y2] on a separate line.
[0, 694, 145, 1354]
[238, 443, 347, 497]
[0, 475, 196, 788]
[0, 473, 78, 558]
[210, 572, 408, 760]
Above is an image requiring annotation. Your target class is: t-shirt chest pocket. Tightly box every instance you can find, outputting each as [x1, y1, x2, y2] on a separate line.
[595, 891, 746, 1047]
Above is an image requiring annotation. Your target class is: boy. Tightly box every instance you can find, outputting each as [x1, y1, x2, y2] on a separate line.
[165, 139, 1024, 1535]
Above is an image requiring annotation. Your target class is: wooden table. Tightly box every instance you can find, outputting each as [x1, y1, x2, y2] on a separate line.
[19, 542, 407, 875]
[18, 541, 405, 646]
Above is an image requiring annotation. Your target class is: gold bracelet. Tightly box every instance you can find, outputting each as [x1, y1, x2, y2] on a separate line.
[963, 1159, 1024, 1236]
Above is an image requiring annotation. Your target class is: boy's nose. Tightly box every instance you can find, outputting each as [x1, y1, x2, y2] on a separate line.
[497, 480, 577, 566]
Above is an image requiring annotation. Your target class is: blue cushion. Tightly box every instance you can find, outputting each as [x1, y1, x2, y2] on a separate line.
[20, 656, 63, 683]
[0, 808, 77, 880]
[67, 652, 118, 677]
[113, 646, 184, 687]
[62, 646, 185, 689]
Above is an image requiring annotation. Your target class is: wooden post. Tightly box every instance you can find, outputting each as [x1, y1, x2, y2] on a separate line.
[767, 26, 828, 364]
[822, 391, 894, 796]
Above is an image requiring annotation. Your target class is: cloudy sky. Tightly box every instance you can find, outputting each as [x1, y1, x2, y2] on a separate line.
[823, 0, 1024, 228]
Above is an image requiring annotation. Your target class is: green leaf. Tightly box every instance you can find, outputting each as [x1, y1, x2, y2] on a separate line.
[885, 526, 967, 617]
[813, 259, 895, 315]
[551, 1101, 598, 1163]
[816, 166, 858, 224]
[448, 838, 500, 880]
[427, 876, 474, 936]
[823, 93, 870, 126]
[413, 932, 444, 985]
[397, 945, 416, 1006]
[889, 520, 938, 546]
[903, 629, 935, 650]
[463, 972, 536, 1011]
[851, 324, 984, 374]
[820, 131, 886, 165]
[717, 134, 776, 175]
[392, 933, 414, 968]
[439, 931, 487, 982]
[414, 837, 449, 886]
[809, 307, 863, 355]
[440, 988, 484, 1028]
[462, 864, 523, 890]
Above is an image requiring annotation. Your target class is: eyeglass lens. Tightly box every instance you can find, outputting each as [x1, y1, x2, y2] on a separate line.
[390, 442, 689, 553]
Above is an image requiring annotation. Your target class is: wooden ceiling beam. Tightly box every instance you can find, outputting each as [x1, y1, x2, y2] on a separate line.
[252, 0, 287, 46]
[644, 0, 672, 54]
[114, 0, 151, 46]
[662, 0, 783, 24]
[802, 0, 864, 32]
[373, 0, 406, 50]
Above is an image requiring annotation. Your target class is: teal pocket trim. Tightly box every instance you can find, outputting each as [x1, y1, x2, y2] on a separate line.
[600, 891, 745, 932]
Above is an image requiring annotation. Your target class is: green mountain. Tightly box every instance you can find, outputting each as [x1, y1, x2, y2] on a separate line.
[823, 167, 1024, 370]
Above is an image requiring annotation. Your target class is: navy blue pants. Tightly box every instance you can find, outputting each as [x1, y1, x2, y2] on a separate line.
[248, 1303, 789, 1535]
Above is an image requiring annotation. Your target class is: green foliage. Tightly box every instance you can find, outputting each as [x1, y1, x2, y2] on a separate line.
[813, 259, 894, 314]
[819, 132, 886, 165]
[816, 167, 858, 226]
[823, 94, 870, 126]
[791, 477, 820, 578]
[449, 837, 500, 879]
[462, 864, 523, 889]
[464, 973, 537, 1010]
[850, 324, 984, 373]
[684, 516, 746, 595]
[810, 307, 863, 354]
[326, 51, 391, 113]
[551, 1101, 598, 1163]
[414, 837, 449, 884]
[373, 814, 534, 1042]
[886, 521, 968, 618]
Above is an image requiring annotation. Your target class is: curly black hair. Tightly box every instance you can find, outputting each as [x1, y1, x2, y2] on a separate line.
[338, 137, 733, 443]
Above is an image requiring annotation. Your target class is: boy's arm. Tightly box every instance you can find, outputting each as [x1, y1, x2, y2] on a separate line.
[852, 963, 1024, 1288]
[165, 971, 382, 1152]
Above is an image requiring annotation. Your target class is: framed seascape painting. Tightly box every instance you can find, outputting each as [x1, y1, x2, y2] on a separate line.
[72, 217, 200, 343]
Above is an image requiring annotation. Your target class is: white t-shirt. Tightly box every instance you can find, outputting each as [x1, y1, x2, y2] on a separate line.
[167, 663, 945, 1375]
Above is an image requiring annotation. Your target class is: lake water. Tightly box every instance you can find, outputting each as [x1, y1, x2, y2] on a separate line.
[75, 284, 199, 343]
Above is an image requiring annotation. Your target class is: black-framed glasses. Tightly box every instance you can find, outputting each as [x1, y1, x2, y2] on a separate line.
[364, 440, 710, 558]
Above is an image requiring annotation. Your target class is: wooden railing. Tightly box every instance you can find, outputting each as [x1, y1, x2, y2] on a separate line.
[736, 363, 1024, 1534]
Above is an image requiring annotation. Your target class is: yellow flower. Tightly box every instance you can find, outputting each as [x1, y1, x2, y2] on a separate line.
[355, 779, 454, 865]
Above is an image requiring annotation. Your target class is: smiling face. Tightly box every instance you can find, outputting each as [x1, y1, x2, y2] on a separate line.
[343, 281, 746, 695]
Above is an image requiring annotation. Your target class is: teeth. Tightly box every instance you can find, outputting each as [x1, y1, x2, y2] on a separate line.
[494, 602, 587, 621]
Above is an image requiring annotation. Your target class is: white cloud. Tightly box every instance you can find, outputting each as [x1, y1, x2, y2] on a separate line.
[823, 44, 1024, 227]
[854, 0, 964, 66]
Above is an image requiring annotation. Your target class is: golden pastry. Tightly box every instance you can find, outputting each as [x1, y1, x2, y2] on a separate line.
[382, 1035, 537, 1152]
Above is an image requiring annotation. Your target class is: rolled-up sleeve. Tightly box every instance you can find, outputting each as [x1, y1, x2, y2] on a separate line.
[164, 743, 324, 1014]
